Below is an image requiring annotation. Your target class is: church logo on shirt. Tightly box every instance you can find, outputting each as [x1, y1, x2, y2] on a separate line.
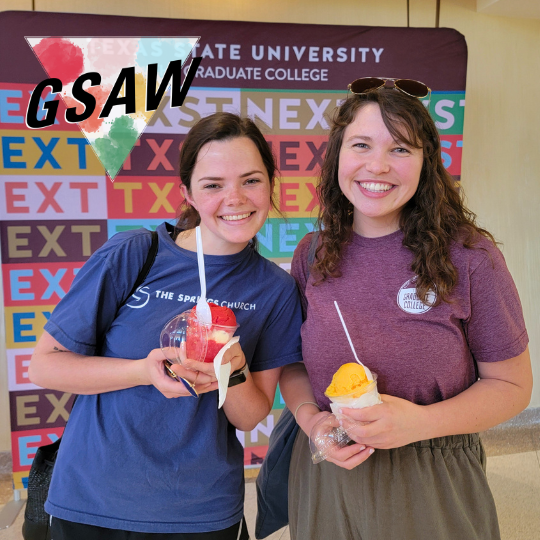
[397, 278, 436, 314]
[126, 286, 151, 309]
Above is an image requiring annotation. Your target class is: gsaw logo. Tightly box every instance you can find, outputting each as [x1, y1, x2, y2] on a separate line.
[25, 37, 201, 180]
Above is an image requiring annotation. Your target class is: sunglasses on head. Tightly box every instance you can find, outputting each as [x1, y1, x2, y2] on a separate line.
[348, 77, 431, 99]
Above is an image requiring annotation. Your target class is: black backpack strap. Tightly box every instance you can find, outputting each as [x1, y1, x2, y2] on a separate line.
[121, 230, 159, 307]
[60, 231, 159, 447]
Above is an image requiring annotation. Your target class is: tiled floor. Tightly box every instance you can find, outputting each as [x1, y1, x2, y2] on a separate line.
[2, 437, 540, 539]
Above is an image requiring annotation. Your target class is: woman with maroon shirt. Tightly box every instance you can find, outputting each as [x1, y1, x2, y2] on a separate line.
[279, 82, 532, 540]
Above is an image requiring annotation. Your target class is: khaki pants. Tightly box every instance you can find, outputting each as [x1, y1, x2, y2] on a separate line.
[289, 430, 500, 540]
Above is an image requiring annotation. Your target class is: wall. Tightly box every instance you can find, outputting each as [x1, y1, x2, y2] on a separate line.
[0, 0, 538, 456]
[443, 0, 540, 410]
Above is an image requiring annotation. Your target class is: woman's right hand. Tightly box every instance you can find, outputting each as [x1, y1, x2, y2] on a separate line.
[300, 409, 374, 471]
[325, 442, 374, 470]
[280, 364, 374, 470]
[142, 348, 218, 398]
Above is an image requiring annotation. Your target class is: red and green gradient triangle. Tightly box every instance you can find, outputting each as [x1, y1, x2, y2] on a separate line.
[26, 37, 199, 180]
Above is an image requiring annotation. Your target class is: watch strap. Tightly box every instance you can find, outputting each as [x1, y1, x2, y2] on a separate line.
[228, 361, 248, 387]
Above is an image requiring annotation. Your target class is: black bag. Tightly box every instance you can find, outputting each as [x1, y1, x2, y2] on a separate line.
[255, 407, 299, 539]
[21, 230, 159, 540]
[21, 438, 60, 540]
[255, 231, 319, 539]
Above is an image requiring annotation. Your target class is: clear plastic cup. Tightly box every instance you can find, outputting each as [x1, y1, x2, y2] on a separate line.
[160, 309, 239, 365]
[202, 322, 240, 363]
[309, 413, 353, 464]
[309, 372, 382, 464]
[161, 309, 206, 364]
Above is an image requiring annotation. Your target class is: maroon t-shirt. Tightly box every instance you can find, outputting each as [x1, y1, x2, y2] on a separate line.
[291, 230, 528, 410]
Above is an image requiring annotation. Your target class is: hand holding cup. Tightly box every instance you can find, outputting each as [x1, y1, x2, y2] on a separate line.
[309, 363, 382, 463]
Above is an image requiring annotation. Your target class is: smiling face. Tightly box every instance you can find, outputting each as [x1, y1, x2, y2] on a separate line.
[338, 103, 424, 237]
[180, 137, 272, 255]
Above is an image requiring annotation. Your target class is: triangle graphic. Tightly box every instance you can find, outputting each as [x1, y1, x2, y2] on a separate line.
[25, 37, 199, 180]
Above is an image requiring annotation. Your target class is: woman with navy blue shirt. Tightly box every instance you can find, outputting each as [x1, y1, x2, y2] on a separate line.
[30, 113, 303, 539]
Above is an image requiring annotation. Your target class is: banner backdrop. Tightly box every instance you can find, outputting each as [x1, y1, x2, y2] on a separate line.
[0, 11, 467, 489]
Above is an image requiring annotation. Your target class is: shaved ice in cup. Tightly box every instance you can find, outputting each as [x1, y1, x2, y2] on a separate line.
[188, 303, 239, 363]
[325, 363, 382, 414]
[309, 363, 382, 464]
[160, 303, 239, 366]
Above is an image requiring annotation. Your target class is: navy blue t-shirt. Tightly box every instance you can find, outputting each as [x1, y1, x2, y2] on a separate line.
[44, 223, 303, 533]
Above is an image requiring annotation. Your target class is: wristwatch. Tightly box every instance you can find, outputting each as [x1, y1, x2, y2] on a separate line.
[228, 362, 249, 387]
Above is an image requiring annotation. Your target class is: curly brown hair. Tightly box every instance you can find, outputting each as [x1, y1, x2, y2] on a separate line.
[314, 89, 496, 305]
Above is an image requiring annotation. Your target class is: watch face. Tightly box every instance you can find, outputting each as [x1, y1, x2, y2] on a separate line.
[228, 371, 247, 387]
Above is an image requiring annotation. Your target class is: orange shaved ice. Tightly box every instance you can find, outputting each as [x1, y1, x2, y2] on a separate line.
[325, 363, 371, 397]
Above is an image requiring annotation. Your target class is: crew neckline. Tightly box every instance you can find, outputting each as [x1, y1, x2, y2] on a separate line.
[351, 228, 403, 247]
[158, 223, 253, 265]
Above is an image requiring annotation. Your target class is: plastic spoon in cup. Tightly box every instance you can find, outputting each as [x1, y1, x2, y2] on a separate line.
[195, 226, 212, 326]
[333, 301, 373, 380]
[195, 226, 227, 390]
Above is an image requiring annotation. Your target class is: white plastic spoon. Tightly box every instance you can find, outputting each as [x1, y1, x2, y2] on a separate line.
[334, 301, 373, 380]
[195, 226, 237, 404]
[195, 226, 212, 325]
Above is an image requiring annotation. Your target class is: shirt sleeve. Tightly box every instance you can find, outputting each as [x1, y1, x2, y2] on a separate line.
[463, 244, 529, 363]
[44, 230, 152, 356]
[249, 270, 304, 372]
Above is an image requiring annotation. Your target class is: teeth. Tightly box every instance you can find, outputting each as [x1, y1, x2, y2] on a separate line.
[359, 182, 393, 192]
[221, 213, 251, 221]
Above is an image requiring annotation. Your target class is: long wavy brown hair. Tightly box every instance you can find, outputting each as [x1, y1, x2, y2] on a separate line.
[314, 89, 496, 305]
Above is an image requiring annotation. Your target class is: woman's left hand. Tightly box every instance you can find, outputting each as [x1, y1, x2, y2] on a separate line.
[339, 394, 428, 449]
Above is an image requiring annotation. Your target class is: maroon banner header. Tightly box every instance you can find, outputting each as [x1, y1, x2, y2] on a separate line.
[0, 11, 466, 91]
